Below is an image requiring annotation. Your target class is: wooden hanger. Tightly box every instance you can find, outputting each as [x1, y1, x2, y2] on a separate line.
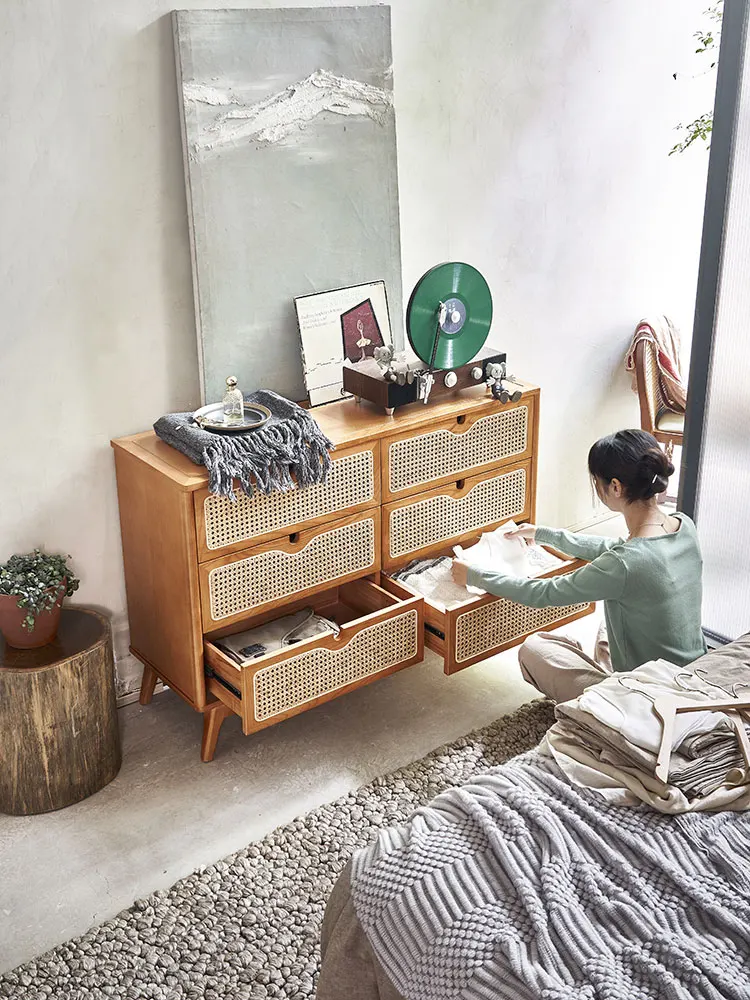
[652, 696, 750, 784]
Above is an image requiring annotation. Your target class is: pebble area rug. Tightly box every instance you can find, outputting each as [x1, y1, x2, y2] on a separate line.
[0, 699, 555, 1000]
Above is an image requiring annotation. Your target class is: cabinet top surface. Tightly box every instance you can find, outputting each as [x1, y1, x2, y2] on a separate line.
[111, 381, 539, 491]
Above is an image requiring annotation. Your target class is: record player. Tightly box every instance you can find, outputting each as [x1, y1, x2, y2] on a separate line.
[342, 262, 522, 414]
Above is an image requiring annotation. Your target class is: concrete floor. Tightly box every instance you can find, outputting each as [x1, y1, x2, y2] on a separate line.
[0, 609, 604, 974]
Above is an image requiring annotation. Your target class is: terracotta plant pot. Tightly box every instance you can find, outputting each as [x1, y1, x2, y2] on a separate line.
[0, 584, 65, 649]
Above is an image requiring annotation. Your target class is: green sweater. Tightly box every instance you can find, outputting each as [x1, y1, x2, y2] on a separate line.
[465, 513, 707, 672]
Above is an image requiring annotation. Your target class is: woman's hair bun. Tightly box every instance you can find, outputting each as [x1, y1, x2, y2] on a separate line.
[639, 448, 674, 498]
[588, 429, 674, 502]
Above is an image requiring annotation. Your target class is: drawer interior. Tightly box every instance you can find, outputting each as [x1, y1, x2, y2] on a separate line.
[382, 538, 593, 674]
[385, 535, 579, 606]
[206, 578, 402, 669]
[204, 578, 424, 732]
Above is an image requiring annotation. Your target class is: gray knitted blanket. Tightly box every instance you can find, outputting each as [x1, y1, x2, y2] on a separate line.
[154, 389, 333, 499]
[350, 752, 750, 1000]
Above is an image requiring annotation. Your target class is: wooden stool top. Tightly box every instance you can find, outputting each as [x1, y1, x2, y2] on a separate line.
[0, 607, 109, 674]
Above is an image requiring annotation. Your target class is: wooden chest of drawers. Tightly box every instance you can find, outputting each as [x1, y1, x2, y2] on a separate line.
[111, 383, 593, 760]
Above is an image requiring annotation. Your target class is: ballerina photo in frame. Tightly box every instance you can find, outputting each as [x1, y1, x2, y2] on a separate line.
[295, 279, 393, 406]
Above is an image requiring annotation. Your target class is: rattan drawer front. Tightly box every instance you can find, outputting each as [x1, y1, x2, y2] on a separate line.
[252, 606, 419, 723]
[384, 402, 531, 500]
[200, 511, 380, 631]
[384, 463, 530, 568]
[195, 444, 378, 560]
[454, 599, 592, 666]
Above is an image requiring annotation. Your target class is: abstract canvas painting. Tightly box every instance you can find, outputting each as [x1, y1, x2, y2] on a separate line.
[173, 7, 403, 405]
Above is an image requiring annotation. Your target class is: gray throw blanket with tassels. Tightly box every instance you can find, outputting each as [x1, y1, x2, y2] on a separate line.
[154, 389, 333, 499]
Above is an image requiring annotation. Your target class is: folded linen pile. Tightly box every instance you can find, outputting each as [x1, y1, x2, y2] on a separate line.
[546, 634, 750, 813]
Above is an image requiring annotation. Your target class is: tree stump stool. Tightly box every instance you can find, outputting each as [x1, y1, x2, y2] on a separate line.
[0, 608, 122, 815]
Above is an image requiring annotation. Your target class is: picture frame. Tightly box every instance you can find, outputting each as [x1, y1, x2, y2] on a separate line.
[294, 280, 393, 406]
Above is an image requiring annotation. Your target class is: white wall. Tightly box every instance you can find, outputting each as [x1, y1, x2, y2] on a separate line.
[0, 0, 714, 694]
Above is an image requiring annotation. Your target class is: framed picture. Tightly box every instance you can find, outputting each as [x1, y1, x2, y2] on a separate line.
[294, 280, 393, 406]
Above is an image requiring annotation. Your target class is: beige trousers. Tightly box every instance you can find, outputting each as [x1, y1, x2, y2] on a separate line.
[519, 622, 612, 704]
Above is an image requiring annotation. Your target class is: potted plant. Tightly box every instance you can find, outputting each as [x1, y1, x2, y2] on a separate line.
[0, 550, 80, 649]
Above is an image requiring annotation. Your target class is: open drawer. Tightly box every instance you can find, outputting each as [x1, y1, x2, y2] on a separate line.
[204, 579, 424, 734]
[382, 546, 594, 674]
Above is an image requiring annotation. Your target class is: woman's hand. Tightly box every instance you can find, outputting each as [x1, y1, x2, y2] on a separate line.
[504, 523, 538, 543]
[452, 559, 470, 587]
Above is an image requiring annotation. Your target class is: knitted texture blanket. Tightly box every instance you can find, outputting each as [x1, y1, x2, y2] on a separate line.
[154, 389, 333, 499]
[350, 752, 750, 1000]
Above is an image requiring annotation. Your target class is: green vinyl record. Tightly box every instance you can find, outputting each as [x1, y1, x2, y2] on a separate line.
[406, 262, 493, 370]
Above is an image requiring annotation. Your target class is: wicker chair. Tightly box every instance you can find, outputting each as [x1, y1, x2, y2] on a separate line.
[633, 338, 685, 463]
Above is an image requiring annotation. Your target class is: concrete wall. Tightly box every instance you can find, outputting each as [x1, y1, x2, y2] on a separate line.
[0, 0, 714, 695]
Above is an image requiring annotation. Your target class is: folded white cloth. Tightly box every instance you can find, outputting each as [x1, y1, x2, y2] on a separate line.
[455, 521, 566, 594]
[394, 556, 470, 611]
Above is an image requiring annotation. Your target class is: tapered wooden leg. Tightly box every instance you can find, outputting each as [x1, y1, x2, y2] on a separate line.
[139, 664, 158, 705]
[201, 701, 233, 762]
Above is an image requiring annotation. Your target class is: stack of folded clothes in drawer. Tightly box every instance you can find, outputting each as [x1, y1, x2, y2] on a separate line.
[392, 521, 566, 610]
[545, 634, 750, 813]
[390, 556, 469, 611]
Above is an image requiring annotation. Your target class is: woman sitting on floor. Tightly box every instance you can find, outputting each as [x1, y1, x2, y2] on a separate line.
[452, 428, 707, 703]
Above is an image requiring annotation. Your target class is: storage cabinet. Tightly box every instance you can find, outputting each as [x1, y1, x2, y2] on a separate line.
[111, 382, 593, 760]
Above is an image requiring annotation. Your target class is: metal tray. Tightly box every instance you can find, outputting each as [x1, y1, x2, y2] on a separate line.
[191, 401, 271, 434]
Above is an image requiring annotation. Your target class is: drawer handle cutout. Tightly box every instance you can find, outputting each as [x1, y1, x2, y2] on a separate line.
[456, 414, 466, 425]
[288, 532, 300, 544]
[456, 479, 466, 491]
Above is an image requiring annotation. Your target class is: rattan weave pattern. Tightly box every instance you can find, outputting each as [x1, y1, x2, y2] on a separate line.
[203, 450, 375, 550]
[208, 518, 376, 621]
[388, 467, 527, 559]
[388, 406, 528, 494]
[455, 598, 590, 663]
[252, 609, 419, 721]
